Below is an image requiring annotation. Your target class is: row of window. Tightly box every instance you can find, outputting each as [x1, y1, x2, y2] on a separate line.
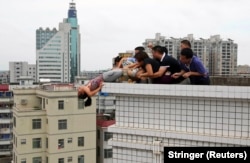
[13, 118, 67, 130]
[16, 136, 84, 148]
[17, 155, 84, 163]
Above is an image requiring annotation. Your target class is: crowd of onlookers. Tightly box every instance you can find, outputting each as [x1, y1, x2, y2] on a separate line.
[113, 40, 210, 85]
[78, 40, 210, 106]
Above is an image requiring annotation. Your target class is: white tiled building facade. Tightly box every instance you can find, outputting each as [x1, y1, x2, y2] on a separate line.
[102, 83, 250, 163]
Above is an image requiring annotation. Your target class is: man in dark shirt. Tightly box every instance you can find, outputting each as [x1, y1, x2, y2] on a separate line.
[150, 46, 184, 84]
[172, 48, 210, 85]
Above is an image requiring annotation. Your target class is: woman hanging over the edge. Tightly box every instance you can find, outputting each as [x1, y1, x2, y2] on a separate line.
[78, 68, 123, 107]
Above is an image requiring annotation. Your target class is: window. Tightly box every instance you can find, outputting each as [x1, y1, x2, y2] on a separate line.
[97, 147, 100, 156]
[97, 130, 100, 139]
[104, 132, 113, 141]
[46, 157, 48, 163]
[78, 137, 84, 147]
[58, 139, 64, 149]
[32, 119, 41, 129]
[13, 134, 15, 145]
[104, 149, 113, 158]
[78, 99, 85, 109]
[78, 155, 84, 163]
[58, 100, 64, 110]
[58, 158, 64, 163]
[68, 138, 72, 143]
[68, 157, 72, 162]
[21, 158, 26, 163]
[33, 157, 42, 163]
[46, 138, 48, 148]
[21, 139, 26, 145]
[33, 138, 42, 148]
[43, 98, 45, 109]
[14, 117, 16, 127]
[58, 120, 67, 130]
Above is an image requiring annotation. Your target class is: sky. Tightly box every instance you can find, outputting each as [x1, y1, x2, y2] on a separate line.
[0, 0, 250, 71]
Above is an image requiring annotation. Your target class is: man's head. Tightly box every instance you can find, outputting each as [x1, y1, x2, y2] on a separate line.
[152, 46, 165, 59]
[134, 46, 145, 55]
[179, 48, 193, 64]
[134, 51, 149, 66]
[180, 40, 191, 50]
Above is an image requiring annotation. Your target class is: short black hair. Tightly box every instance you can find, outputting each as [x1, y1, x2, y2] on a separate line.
[181, 40, 191, 48]
[181, 48, 193, 59]
[152, 45, 168, 55]
[134, 46, 145, 52]
[161, 46, 168, 55]
[134, 51, 149, 62]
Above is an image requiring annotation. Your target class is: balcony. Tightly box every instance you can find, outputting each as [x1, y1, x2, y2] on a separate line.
[0, 128, 12, 134]
[0, 119, 12, 124]
[0, 149, 11, 156]
[0, 98, 13, 103]
[0, 139, 12, 145]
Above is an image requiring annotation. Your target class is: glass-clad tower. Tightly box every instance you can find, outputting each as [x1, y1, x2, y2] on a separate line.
[36, 2, 80, 83]
[68, 2, 80, 83]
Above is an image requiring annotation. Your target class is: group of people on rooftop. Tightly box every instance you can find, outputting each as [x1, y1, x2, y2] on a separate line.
[78, 40, 210, 106]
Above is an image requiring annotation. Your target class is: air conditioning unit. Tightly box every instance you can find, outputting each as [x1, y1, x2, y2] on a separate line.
[21, 99, 27, 105]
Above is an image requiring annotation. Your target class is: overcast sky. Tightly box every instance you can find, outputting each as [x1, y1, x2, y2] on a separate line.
[0, 0, 250, 71]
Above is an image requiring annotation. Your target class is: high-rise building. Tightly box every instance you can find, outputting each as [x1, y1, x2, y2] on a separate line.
[142, 33, 238, 76]
[209, 35, 238, 76]
[101, 83, 250, 163]
[36, 2, 81, 83]
[0, 71, 10, 84]
[9, 62, 36, 83]
[12, 83, 96, 163]
[0, 84, 13, 159]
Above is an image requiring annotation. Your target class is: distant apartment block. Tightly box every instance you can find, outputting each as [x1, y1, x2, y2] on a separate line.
[0, 84, 13, 157]
[12, 83, 96, 163]
[36, 2, 81, 83]
[101, 83, 250, 163]
[0, 71, 10, 84]
[238, 65, 250, 77]
[143, 33, 238, 76]
[9, 62, 36, 83]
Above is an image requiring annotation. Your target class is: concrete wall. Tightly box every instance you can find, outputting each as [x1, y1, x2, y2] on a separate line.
[210, 76, 250, 86]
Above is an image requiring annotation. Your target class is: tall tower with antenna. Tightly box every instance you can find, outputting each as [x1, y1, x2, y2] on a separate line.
[68, 0, 81, 83]
[36, 1, 81, 83]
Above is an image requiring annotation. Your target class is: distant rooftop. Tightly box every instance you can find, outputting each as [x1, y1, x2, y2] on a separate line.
[40, 83, 76, 91]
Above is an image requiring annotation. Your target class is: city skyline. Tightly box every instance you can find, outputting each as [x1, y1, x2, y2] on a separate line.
[0, 0, 250, 71]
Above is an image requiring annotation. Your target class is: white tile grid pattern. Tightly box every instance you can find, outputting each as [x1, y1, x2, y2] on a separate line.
[102, 83, 250, 162]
